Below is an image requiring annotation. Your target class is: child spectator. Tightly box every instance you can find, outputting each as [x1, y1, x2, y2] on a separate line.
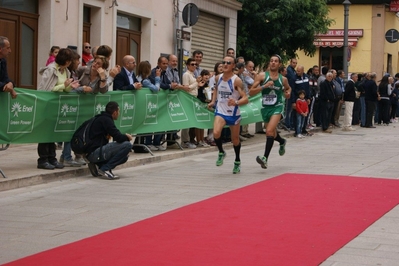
[46, 46, 60, 66]
[295, 90, 309, 138]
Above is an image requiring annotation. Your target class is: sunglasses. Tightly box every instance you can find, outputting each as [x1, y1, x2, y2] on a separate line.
[85, 46, 91, 49]
[190, 63, 197, 66]
[222, 61, 232, 65]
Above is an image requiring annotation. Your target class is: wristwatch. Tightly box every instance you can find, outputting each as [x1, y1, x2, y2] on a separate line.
[235, 100, 239, 106]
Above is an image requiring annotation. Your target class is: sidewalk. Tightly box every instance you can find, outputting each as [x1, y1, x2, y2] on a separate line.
[0, 124, 280, 191]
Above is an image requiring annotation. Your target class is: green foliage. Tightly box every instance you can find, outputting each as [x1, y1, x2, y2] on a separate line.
[237, 0, 334, 66]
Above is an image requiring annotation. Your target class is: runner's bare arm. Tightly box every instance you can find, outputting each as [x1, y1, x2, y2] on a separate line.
[249, 72, 265, 96]
[234, 77, 248, 106]
[282, 77, 291, 99]
[208, 74, 220, 108]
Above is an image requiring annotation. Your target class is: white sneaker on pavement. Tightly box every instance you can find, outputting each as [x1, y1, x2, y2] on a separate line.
[182, 142, 196, 149]
[156, 145, 166, 151]
[147, 145, 159, 151]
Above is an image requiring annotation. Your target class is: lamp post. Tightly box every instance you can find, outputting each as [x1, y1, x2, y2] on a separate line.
[343, 0, 351, 79]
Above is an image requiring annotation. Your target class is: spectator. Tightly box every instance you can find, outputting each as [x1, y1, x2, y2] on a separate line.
[192, 50, 203, 78]
[364, 72, 378, 128]
[330, 69, 343, 127]
[86, 101, 133, 179]
[75, 55, 109, 94]
[37, 48, 77, 170]
[316, 67, 329, 126]
[150, 56, 171, 90]
[226, 48, 235, 57]
[237, 62, 254, 139]
[319, 72, 335, 133]
[342, 73, 358, 131]
[181, 58, 200, 149]
[377, 75, 391, 125]
[136, 61, 163, 151]
[308, 65, 320, 128]
[285, 58, 297, 130]
[0, 36, 17, 99]
[81, 42, 93, 66]
[46, 46, 60, 66]
[295, 90, 308, 138]
[292, 65, 312, 136]
[196, 69, 211, 147]
[60, 50, 86, 167]
[113, 55, 142, 91]
[390, 81, 399, 122]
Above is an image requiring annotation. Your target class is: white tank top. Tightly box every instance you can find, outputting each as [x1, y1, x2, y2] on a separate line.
[215, 74, 241, 117]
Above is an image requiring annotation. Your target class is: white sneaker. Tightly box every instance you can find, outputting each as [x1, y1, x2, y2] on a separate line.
[297, 134, 304, 138]
[156, 145, 166, 151]
[182, 142, 196, 149]
[147, 145, 158, 151]
[198, 140, 210, 147]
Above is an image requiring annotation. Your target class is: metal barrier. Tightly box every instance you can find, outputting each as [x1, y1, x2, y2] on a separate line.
[0, 144, 10, 178]
[132, 130, 183, 156]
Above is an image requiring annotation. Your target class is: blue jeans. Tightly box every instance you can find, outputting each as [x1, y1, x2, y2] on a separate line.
[87, 141, 132, 171]
[296, 113, 306, 135]
[145, 134, 163, 146]
[360, 96, 366, 126]
[61, 142, 73, 161]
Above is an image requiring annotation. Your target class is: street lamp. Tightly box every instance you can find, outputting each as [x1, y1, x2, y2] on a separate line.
[343, 0, 351, 79]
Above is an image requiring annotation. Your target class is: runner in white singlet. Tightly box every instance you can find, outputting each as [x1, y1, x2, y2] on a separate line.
[208, 56, 248, 174]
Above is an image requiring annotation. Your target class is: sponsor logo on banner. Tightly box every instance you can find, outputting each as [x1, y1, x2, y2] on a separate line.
[193, 100, 211, 122]
[120, 94, 135, 127]
[55, 95, 79, 132]
[144, 94, 158, 124]
[94, 95, 111, 115]
[7, 92, 37, 133]
[167, 94, 188, 122]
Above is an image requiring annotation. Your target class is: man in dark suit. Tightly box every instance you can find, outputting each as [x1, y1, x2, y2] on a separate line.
[150, 56, 173, 90]
[113, 55, 142, 91]
[0, 36, 17, 99]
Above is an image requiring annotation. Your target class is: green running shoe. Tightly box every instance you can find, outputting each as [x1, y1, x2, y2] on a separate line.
[256, 156, 267, 169]
[279, 139, 286, 156]
[233, 161, 241, 174]
[216, 152, 226, 166]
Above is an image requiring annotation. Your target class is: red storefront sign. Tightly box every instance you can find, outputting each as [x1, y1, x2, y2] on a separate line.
[316, 29, 363, 37]
[390, 0, 399, 12]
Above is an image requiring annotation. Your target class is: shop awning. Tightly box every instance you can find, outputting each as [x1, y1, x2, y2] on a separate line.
[313, 37, 358, 48]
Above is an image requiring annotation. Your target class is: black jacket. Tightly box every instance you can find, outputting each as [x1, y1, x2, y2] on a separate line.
[319, 79, 336, 102]
[150, 68, 171, 90]
[113, 68, 139, 91]
[0, 58, 13, 91]
[364, 79, 378, 101]
[343, 80, 356, 102]
[87, 112, 129, 154]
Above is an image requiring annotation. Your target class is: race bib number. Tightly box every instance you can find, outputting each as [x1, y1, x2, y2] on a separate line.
[262, 94, 277, 105]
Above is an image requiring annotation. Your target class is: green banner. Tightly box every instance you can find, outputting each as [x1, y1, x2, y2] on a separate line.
[0, 88, 264, 144]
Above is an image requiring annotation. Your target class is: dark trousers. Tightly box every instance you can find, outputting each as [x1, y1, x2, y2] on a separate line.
[365, 100, 377, 127]
[390, 104, 398, 119]
[313, 98, 321, 126]
[352, 99, 361, 125]
[320, 100, 334, 131]
[37, 143, 57, 165]
[87, 141, 132, 171]
[378, 99, 390, 124]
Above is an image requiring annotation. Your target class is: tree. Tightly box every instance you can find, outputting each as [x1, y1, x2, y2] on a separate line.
[237, 0, 333, 66]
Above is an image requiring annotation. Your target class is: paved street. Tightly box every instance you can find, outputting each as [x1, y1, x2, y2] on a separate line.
[1, 123, 399, 265]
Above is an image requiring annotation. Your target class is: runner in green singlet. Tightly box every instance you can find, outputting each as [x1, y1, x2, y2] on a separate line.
[249, 55, 291, 169]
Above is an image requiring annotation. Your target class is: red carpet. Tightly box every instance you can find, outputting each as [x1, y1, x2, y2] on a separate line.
[6, 173, 399, 265]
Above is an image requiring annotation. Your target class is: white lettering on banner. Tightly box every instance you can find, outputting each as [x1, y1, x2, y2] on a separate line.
[123, 103, 134, 113]
[316, 29, 363, 37]
[122, 116, 133, 120]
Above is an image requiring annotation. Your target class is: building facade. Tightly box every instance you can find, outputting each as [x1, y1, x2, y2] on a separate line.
[0, 0, 241, 89]
[297, 1, 399, 80]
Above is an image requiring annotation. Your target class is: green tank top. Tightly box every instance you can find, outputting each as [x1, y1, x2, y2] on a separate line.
[261, 71, 284, 107]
